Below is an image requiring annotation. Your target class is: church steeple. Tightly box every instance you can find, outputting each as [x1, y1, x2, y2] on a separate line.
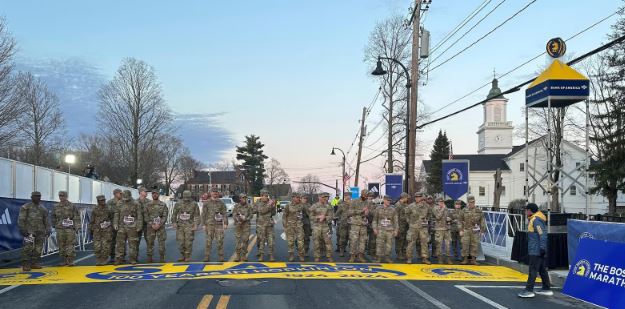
[487, 78, 505, 100]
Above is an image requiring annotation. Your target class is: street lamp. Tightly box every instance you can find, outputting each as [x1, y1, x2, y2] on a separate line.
[331, 147, 346, 200]
[64, 154, 76, 174]
[136, 179, 143, 186]
[371, 56, 411, 194]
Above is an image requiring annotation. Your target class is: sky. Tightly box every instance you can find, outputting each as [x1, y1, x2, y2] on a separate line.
[1, 0, 622, 190]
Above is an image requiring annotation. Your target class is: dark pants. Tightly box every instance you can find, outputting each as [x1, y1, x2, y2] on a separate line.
[526, 255, 551, 291]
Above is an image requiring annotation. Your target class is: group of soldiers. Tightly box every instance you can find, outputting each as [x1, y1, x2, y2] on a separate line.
[17, 186, 485, 271]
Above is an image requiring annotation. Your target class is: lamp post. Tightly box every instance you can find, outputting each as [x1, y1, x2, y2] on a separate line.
[372, 56, 411, 193]
[331, 147, 346, 200]
[64, 154, 76, 174]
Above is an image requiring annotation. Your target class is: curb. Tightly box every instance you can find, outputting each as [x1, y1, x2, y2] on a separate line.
[484, 254, 568, 287]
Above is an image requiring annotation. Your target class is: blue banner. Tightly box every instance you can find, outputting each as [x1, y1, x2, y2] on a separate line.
[481, 212, 507, 247]
[385, 174, 403, 201]
[567, 219, 625, 266]
[525, 79, 589, 108]
[442, 160, 469, 200]
[350, 187, 360, 199]
[563, 238, 625, 308]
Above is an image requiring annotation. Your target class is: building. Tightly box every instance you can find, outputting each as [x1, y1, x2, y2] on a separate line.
[420, 78, 616, 214]
[179, 169, 246, 201]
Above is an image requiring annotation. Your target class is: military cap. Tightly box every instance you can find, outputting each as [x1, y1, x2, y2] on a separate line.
[138, 186, 147, 193]
[58, 191, 68, 197]
[301, 195, 309, 199]
[467, 195, 475, 202]
[319, 192, 330, 198]
[436, 197, 444, 203]
[414, 191, 424, 197]
[31, 191, 41, 196]
[291, 192, 301, 198]
[96, 195, 106, 201]
[239, 193, 248, 198]
[382, 195, 392, 200]
[400, 192, 410, 199]
[210, 187, 219, 193]
[260, 189, 269, 195]
[123, 190, 132, 199]
[113, 188, 122, 194]
[426, 195, 434, 200]
[454, 200, 463, 204]
[360, 189, 369, 195]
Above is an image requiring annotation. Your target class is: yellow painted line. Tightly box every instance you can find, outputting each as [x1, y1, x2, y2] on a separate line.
[216, 295, 231, 309]
[196, 294, 213, 309]
[228, 234, 255, 262]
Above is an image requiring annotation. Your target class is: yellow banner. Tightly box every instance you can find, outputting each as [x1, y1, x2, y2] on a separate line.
[0, 262, 528, 285]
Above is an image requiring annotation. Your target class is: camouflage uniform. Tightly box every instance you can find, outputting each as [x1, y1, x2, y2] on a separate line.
[136, 196, 151, 246]
[90, 195, 113, 265]
[449, 206, 462, 260]
[432, 202, 452, 264]
[105, 193, 122, 261]
[309, 198, 334, 262]
[233, 195, 253, 262]
[114, 191, 143, 264]
[202, 197, 228, 262]
[394, 194, 410, 260]
[334, 198, 351, 257]
[144, 199, 168, 262]
[373, 199, 398, 263]
[18, 192, 51, 271]
[254, 198, 276, 261]
[172, 191, 200, 261]
[283, 197, 306, 261]
[51, 193, 80, 265]
[405, 199, 431, 264]
[301, 199, 312, 256]
[366, 200, 376, 256]
[459, 201, 485, 264]
[426, 199, 437, 258]
[347, 194, 370, 262]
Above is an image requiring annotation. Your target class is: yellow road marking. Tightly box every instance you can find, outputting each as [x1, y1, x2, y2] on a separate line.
[216, 295, 231, 309]
[196, 294, 213, 309]
[228, 234, 255, 262]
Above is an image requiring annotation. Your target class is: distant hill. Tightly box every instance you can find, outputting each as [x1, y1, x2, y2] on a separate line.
[15, 58, 233, 163]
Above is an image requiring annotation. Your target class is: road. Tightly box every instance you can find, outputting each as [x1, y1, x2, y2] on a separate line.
[0, 214, 595, 309]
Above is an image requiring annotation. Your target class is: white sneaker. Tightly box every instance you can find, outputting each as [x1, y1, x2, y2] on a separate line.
[518, 291, 536, 298]
[535, 289, 554, 296]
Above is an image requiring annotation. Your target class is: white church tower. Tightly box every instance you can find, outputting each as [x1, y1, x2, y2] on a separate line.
[477, 78, 513, 154]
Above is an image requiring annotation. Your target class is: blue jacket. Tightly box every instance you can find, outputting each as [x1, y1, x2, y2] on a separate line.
[527, 211, 547, 256]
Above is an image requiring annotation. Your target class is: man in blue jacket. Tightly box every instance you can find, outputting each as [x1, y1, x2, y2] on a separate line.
[518, 203, 553, 298]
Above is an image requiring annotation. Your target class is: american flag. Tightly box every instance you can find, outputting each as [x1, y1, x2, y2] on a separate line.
[448, 142, 454, 160]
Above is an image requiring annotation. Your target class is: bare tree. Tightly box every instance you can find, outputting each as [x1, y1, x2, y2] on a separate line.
[265, 158, 289, 198]
[209, 159, 236, 171]
[297, 174, 321, 199]
[0, 18, 21, 152]
[13, 72, 64, 165]
[364, 14, 411, 173]
[179, 154, 204, 182]
[158, 135, 185, 196]
[98, 58, 172, 185]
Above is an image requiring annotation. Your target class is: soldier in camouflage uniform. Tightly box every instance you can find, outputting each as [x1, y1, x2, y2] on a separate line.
[334, 191, 352, 257]
[426, 196, 437, 260]
[136, 187, 150, 247]
[144, 190, 168, 263]
[114, 190, 143, 265]
[394, 192, 410, 261]
[233, 193, 253, 262]
[254, 189, 276, 261]
[106, 188, 123, 263]
[172, 190, 200, 262]
[432, 198, 453, 264]
[459, 196, 485, 265]
[51, 191, 80, 266]
[405, 192, 432, 264]
[90, 195, 113, 266]
[373, 195, 398, 263]
[347, 189, 370, 263]
[301, 195, 312, 257]
[366, 194, 376, 257]
[18, 191, 51, 271]
[309, 192, 334, 262]
[282, 193, 306, 261]
[202, 188, 228, 262]
[450, 200, 463, 261]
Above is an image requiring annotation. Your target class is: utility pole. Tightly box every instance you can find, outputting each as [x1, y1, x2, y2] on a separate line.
[407, 1, 421, 195]
[355, 107, 367, 187]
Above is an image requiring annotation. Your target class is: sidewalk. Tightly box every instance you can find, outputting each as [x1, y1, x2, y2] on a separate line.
[484, 250, 569, 287]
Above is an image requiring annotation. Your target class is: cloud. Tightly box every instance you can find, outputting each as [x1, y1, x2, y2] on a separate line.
[173, 113, 234, 163]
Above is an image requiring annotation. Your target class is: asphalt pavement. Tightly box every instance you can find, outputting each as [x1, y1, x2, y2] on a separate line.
[0, 214, 597, 309]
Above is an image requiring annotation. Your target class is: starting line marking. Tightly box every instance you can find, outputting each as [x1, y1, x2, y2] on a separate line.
[0, 262, 529, 285]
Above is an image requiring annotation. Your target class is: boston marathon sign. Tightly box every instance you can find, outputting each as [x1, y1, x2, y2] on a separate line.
[0, 262, 529, 285]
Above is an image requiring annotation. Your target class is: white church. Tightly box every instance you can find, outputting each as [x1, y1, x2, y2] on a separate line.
[420, 78, 618, 214]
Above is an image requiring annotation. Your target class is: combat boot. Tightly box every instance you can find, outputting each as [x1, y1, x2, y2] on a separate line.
[327, 256, 334, 263]
[339, 248, 345, 257]
[460, 257, 469, 265]
[67, 257, 74, 266]
[22, 263, 31, 272]
[422, 257, 431, 265]
[114, 259, 123, 265]
[147, 257, 153, 263]
[234, 254, 240, 262]
[177, 257, 185, 262]
[374, 256, 382, 263]
[447, 256, 453, 265]
[357, 253, 367, 263]
[203, 256, 210, 262]
[288, 253, 295, 262]
[299, 254, 305, 262]
[258, 255, 264, 262]
[348, 255, 356, 263]
[269, 254, 276, 262]
[219, 255, 225, 262]
[184, 254, 192, 262]
[470, 257, 478, 265]
[406, 257, 413, 264]
[314, 257, 320, 262]
[159, 255, 165, 263]
[384, 256, 393, 263]
[242, 256, 248, 262]
[31, 261, 42, 269]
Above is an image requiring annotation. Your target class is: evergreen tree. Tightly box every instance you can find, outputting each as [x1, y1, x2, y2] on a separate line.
[236, 135, 268, 196]
[426, 130, 450, 194]
[589, 5, 625, 214]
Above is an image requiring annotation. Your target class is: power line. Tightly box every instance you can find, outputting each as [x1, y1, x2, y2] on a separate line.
[425, 7, 624, 117]
[428, 0, 538, 73]
[430, 0, 493, 54]
[417, 33, 625, 130]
